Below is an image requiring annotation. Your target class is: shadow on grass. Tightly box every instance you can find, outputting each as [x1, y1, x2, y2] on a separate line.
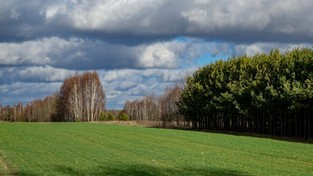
[11, 171, 37, 176]
[48, 164, 250, 176]
[149, 124, 313, 144]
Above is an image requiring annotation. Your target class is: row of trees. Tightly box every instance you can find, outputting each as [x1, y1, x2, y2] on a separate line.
[123, 85, 184, 126]
[177, 48, 313, 139]
[2, 48, 312, 140]
[0, 95, 57, 122]
[0, 72, 105, 122]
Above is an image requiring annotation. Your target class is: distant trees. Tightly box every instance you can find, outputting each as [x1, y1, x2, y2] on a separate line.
[123, 48, 313, 140]
[0, 105, 13, 121]
[123, 85, 183, 126]
[0, 71, 105, 122]
[159, 86, 184, 125]
[124, 95, 160, 121]
[177, 48, 313, 139]
[0, 95, 57, 122]
[56, 72, 105, 122]
[3, 47, 312, 141]
[25, 95, 57, 122]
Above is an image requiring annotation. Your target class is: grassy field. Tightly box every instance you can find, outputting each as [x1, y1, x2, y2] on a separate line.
[0, 122, 312, 175]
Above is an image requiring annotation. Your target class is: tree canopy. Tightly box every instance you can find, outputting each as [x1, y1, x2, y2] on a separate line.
[177, 48, 313, 139]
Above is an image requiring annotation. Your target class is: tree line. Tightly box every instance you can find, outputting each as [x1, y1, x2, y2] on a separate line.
[177, 48, 313, 139]
[0, 72, 105, 122]
[1, 48, 312, 140]
[123, 85, 185, 126]
[0, 95, 57, 122]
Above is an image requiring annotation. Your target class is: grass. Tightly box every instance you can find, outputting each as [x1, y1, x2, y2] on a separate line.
[0, 122, 312, 175]
[0, 155, 9, 175]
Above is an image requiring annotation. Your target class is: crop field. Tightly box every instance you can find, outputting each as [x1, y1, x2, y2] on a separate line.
[0, 122, 312, 175]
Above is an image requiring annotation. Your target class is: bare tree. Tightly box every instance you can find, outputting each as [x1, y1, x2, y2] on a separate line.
[123, 85, 183, 126]
[56, 72, 105, 122]
[159, 85, 183, 126]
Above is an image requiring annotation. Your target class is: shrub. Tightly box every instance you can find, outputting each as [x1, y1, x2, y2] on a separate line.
[99, 112, 115, 121]
[99, 112, 106, 121]
[107, 114, 115, 121]
[118, 113, 129, 121]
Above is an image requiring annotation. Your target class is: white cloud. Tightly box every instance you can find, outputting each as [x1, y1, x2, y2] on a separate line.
[182, 0, 271, 32]
[118, 81, 139, 90]
[0, 66, 75, 83]
[130, 84, 148, 96]
[106, 90, 121, 99]
[138, 42, 180, 68]
[18, 66, 75, 82]
[234, 42, 311, 56]
[42, 0, 165, 32]
[0, 37, 80, 66]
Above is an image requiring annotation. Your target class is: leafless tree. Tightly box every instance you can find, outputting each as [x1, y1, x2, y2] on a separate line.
[159, 85, 183, 126]
[123, 85, 183, 125]
[56, 72, 105, 122]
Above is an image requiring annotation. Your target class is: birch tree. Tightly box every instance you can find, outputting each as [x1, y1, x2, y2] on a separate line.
[57, 72, 105, 122]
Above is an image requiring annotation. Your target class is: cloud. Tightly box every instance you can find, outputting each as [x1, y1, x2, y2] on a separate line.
[1, 0, 313, 43]
[0, 37, 79, 66]
[0, 35, 310, 109]
[0, 36, 217, 70]
[0, 66, 190, 108]
[234, 42, 312, 56]
[0, 82, 61, 105]
[0, 37, 137, 69]
[1, 0, 313, 109]
[10, 9, 20, 20]
[138, 42, 178, 68]
[101, 68, 189, 108]
[41, 0, 313, 40]
[0, 66, 75, 84]
[41, 0, 166, 32]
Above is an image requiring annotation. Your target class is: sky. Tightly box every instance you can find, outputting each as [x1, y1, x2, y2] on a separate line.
[1, 0, 313, 109]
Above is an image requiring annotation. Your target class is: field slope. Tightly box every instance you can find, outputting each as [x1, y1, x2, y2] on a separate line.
[0, 123, 312, 175]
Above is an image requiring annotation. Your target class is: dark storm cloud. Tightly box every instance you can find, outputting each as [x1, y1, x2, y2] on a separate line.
[0, 36, 216, 72]
[1, 0, 313, 44]
[0, 37, 139, 70]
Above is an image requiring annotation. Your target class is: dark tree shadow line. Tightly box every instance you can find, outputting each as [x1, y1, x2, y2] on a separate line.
[12, 163, 250, 176]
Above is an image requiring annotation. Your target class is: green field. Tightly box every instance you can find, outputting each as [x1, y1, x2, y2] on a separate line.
[0, 123, 312, 175]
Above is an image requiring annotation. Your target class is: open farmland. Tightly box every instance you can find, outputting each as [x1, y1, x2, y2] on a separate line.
[0, 122, 312, 175]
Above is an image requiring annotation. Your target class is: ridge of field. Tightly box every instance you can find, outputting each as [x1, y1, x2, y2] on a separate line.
[0, 122, 312, 175]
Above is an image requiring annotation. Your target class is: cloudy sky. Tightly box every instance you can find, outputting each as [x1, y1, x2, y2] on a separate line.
[1, 0, 312, 109]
